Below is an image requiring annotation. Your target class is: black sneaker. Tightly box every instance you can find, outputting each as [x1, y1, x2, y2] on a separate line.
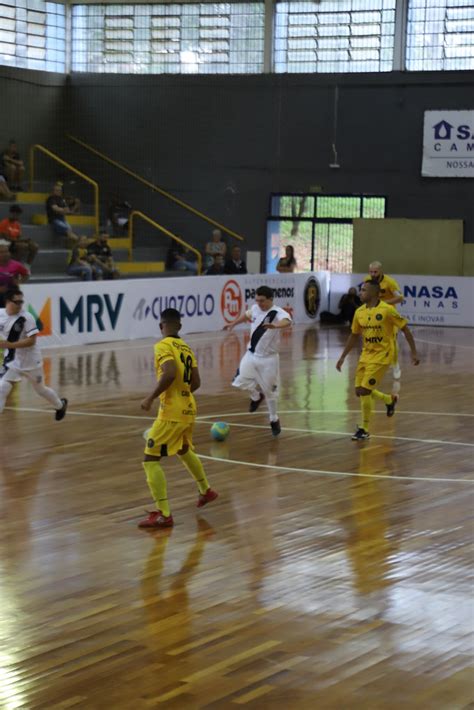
[249, 393, 265, 413]
[55, 398, 68, 421]
[270, 419, 281, 437]
[386, 394, 399, 418]
[352, 427, 370, 441]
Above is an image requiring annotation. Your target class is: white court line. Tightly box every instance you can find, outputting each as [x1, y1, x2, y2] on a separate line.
[198, 454, 473, 485]
[416, 338, 474, 350]
[198, 409, 474, 419]
[5, 406, 473, 448]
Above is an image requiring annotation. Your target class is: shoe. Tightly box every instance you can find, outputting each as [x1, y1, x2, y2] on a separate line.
[270, 419, 281, 437]
[249, 393, 265, 412]
[392, 363, 401, 379]
[197, 488, 218, 508]
[352, 427, 370, 441]
[386, 394, 399, 418]
[138, 510, 174, 528]
[55, 398, 68, 421]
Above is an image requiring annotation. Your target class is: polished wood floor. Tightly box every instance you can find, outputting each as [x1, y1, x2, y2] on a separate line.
[1, 324, 473, 709]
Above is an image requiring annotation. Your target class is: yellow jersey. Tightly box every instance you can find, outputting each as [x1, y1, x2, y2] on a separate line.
[365, 274, 401, 304]
[352, 301, 407, 364]
[154, 336, 197, 423]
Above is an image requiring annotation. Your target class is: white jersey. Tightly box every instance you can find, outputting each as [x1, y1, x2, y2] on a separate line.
[246, 304, 291, 357]
[0, 308, 42, 372]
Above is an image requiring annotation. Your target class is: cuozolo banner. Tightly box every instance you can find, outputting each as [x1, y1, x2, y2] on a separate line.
[422, 110, 474, 177]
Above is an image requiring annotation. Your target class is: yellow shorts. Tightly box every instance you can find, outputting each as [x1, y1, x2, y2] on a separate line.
[355, 361, 390, 390]
[144, 419, 194, 457]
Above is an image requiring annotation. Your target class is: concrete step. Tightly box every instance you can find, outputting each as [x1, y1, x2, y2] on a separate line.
[119, 261, 165, 274]
[32, 213, 96, 227]
[15, 192, 49, 203]
[33, 249, 69, 274]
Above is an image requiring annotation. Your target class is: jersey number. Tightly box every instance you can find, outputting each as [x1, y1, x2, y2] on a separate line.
[180, 353, 193, 384]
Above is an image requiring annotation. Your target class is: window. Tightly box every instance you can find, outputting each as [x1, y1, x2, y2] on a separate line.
[406, 0, 474, 71]
[274, 0, 396, 73]
[72, 3, 265, 74]
[0, 0, 65, 72]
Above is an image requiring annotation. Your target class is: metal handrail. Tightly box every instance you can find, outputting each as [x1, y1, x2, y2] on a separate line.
[129, 210, 202, 275]
[66, 133, 245, 242]
[30, 144, 99, 234]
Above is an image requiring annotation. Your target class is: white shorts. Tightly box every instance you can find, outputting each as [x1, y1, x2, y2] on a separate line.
[1, 366, 43, 385]
[232, 351, 279, 398]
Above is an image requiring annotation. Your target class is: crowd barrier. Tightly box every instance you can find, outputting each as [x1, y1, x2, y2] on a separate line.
[21, 271, 472, 348]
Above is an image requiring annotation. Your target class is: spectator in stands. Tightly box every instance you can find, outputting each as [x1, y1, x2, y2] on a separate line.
[205, 229, 227, 269]
[224, 245, 247, 275]
[0, 240, 29, 295]
[87, 229, 120, 279]
[320, 287, 362, 325]
[67, 236, 96, 281]
[2, 140, 25, 191]
[165, 241, 198, 275]
[0, 204, 38, 267]
[204, 253, 225, 275]
[276, 245, 297, 273]
[107, 194, 131, 235]
[0, 154, 16, 201]
[46, 182, 79, 245]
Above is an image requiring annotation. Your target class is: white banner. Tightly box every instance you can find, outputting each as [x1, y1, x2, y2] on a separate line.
[422, 110, 474, 177]
[22, 272, 330, 348]
[330, 274, 474, 328]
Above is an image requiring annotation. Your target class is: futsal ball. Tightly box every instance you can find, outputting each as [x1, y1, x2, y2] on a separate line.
[210, 422, 230, 441]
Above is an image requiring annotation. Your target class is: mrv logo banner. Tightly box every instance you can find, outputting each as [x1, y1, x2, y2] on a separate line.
[422, 110, 474, 177]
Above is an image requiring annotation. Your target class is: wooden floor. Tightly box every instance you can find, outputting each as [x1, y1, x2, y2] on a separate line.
[1, 324, 473, 709]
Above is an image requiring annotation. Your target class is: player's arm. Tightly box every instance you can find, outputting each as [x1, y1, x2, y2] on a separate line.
[141, 359, 176, 411]
[385, 291, 403, 306]
[400, 325, 420, 365]
[0, 334, 36, 349]
[223, 311, 251, 331]
[336, 333, 359, 371]
[263, 317, 291, 330]
[190, 366, 201, 393]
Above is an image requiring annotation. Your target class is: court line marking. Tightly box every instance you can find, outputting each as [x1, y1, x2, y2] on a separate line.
[198, 454, 473, 485]
[198, 409, 474, 419]
[5, 406, 473, 448]
[416, 338, 474, 350]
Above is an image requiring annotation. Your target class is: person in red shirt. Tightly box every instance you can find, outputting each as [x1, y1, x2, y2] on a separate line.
[0, 240, 29, 298]
[0, 205, 38, 266]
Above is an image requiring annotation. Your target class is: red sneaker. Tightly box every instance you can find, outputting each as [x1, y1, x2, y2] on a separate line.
[197, 488, 219, 508]
[138, 510, 174, 528]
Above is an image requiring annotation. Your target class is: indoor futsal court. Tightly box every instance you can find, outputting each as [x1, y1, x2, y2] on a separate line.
[1, 323, 473, 709]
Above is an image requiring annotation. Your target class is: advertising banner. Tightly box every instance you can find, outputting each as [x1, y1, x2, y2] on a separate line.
[422, 110, 474, 177]
[330, 274, 474, 328]
[22, 272, 330, 349]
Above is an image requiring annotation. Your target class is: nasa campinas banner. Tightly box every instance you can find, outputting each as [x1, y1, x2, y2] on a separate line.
[422, 110, 474, 178]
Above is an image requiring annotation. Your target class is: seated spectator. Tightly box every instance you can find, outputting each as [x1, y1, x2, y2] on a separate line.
[107, 194, 131, 235]
[87, 230, 120, 280]
[276, 245, 297, 273]
[165, 241, 198, 275]
[0, 240, 29, 293]
[0, 204, 38, 267]
[320, 287, 362, 325]
[205, 229, 227, 269]
[224, 245, 247, 275]
[67, 236, 99, 281]
[204, 253, 225, 275]
[46, 182, 79, 245]
[2, 140, 25, 191]
[0, 153, 15, 201]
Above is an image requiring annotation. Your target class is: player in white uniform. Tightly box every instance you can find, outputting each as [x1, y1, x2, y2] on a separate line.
[224, 285, 292, 436]
[0, 288, 68, 419]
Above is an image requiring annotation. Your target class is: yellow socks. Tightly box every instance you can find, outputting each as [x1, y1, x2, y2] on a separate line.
[372, 389, 392, 405]
[360, 394, 372, 432]
[142, 461, 170, 516]
[178, 449, 210, 494]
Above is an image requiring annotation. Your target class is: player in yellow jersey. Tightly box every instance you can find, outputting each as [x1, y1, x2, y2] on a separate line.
[138, 308, 218, 529]
[365, 261, 404, 379]
[336, 281, 420, 441]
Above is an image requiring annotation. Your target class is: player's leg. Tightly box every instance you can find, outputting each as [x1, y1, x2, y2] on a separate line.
[22, 367, 68, 420]
[232, 352, 265, 411]
[353, 362, 371, 440]
[140, 420, 174, 528]
[255, 355, 281, 435]
[177, 424, 218, 507]
[0, 374, 15, 413]
[392, 330, 401, 379]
